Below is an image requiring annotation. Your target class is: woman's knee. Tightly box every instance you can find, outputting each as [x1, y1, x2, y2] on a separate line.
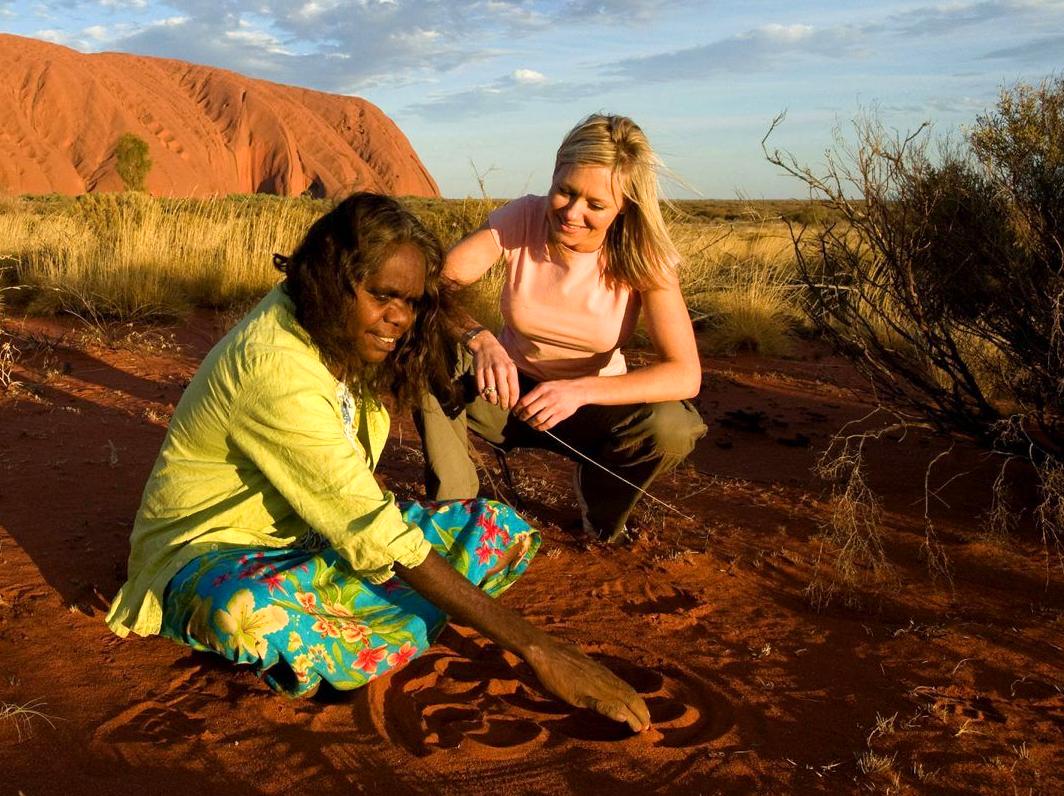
[640, 401, 707, 460]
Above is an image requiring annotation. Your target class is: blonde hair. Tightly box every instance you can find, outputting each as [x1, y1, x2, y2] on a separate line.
[554, 113, 679, 289]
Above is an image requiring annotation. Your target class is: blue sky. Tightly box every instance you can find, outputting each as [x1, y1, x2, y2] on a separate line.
[2, 1, 1062, 198]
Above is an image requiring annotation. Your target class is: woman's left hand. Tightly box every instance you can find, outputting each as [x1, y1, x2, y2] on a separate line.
[525, 635, 651, 732]
[513, 379, 587, 431]
[397, 551, 651, 733]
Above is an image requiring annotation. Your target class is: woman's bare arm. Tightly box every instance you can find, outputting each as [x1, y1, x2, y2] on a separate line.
[395, 549, 651, 732]
[444, 225, 504, 288]
[442, 226, 523, 410]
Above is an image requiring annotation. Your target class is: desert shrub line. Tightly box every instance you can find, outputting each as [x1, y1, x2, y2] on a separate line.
[764, 77, 1064, 602]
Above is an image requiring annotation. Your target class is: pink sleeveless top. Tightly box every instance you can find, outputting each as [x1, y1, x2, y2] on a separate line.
[488, 195, 641, 381]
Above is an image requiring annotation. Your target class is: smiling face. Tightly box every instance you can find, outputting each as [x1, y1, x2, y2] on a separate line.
[546, 163, 626, 253]
[346, 243, 426, 364]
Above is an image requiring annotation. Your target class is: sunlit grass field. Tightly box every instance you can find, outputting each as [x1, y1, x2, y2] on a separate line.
[0, 193, 828, 356]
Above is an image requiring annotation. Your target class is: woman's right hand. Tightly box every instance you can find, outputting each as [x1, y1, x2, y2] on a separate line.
[525, 636, 652, 732]
[469, 332, 521, 411]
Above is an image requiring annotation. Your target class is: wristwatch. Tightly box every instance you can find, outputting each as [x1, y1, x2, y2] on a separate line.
[461, 325, 488, 350]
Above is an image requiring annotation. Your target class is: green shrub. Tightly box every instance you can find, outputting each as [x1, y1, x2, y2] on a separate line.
[114, 133, 152, 192]
[764, 77, 1064, 594]
[767, 80, 1064, 448]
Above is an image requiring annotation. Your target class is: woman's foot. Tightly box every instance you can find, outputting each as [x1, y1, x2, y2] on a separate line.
[597, 525, 632, 544]
[573, 467, 632, 544]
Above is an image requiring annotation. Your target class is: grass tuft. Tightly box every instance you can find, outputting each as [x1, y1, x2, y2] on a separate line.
[678, 222, 805, 356]
[1, 699, 57, 742]
[0, 330, 19, 392]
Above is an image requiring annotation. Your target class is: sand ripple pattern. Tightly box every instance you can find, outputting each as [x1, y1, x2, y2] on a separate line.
[365, 630, 735, 764]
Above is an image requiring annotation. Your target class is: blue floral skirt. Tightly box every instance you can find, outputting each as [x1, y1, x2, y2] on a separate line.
[160, 499, 539, 697]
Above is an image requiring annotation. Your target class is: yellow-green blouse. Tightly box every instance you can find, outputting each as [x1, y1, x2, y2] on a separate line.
[105, 286, 432, 638]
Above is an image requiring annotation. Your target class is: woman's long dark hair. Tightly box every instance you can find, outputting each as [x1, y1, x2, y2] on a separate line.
[275, 192, 456, 410]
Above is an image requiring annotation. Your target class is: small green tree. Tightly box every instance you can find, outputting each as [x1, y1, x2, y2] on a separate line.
[114, 133, 152, 192]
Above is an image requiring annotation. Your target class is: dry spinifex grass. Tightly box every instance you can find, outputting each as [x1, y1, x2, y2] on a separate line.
[1, 195, 812, 357]
[0, 698, 56, 743]
[3, 194, 322, 321]
[674, 219, 806, 357]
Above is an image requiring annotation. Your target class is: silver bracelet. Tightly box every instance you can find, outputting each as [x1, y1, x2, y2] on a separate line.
[461, 325, 487, 350]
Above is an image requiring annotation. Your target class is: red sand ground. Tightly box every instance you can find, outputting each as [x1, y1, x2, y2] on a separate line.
[0, 34, 438, 198]
[1, 313, 1062, 794]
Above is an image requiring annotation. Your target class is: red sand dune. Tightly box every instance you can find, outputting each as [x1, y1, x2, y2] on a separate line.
[0, 34, 439, 198]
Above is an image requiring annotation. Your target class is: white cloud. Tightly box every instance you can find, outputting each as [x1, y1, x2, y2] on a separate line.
[601, 0, 1064, 86]
[885, 0, 1063, 35]
[406, 70, 599, 120]
[880, 95, 995, 115]
[981, 32, 1064, 61]
[759, 23, 815, 42]
[513, 68, 546, 84]
[389, 28, 441, 45]
[60, 0, 707, 93]
[225, 21, 293, 55]
[34, 27, 69, 44]
[27, 11, 191, 50]
[296, 0, 339, 18]
[607, 23, 862, 82]
[561, 0, 699, 24]
[478, 0, 551, 29]
[98, 1, 503, 90]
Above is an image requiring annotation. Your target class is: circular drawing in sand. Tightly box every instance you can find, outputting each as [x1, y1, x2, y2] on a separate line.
[363, 631, 734, 760]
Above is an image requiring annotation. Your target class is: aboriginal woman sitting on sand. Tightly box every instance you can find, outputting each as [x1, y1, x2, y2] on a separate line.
[105, 193, 650, 731]
[418, 114, 706, 542]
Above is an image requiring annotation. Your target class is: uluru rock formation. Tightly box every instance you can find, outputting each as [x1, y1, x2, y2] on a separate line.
[0, 34, 439, 198]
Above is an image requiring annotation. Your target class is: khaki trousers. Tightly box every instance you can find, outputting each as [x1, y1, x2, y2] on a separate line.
[415, 351, 707, 541]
